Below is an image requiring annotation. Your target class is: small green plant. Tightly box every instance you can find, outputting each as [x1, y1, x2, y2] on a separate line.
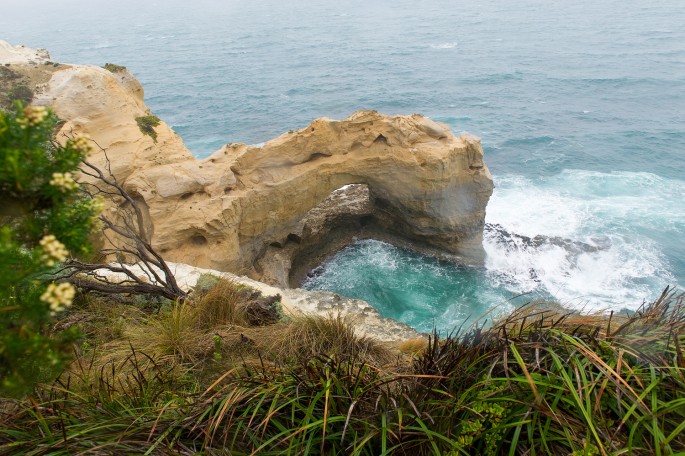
[135, 115, 160, 142]
[212, 334, 223, 361]
[102, 63, 127, 73]
[194, 272, 221, 295]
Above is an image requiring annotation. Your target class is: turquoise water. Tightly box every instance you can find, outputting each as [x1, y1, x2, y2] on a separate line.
[303, 239, 528, 333]
[3, 0, 684, 331]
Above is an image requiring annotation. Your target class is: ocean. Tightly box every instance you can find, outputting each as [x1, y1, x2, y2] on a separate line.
[3, 0, 683, 332]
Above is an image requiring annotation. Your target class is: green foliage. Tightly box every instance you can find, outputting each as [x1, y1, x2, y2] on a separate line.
[0, 102, 99, 397]
[7, 85, 33, 104]
[194, 272, 221, 295]
[135, 115, 160, 142]
[0, 66, 20, 81]
[102, 63, 127, 73]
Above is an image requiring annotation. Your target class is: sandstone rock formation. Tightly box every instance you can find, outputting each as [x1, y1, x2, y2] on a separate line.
[2, 41, 494, 289]
[0, 40, 50, 64]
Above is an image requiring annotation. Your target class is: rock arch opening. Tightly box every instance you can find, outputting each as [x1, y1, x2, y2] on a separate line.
[254, 183, 388, 287]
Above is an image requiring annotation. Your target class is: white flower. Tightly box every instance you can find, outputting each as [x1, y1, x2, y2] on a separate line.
[39, 234, 69, 266]
[40, 282, 76, 314]
[70, 135, 92, 154]
[49, 172, 79, 192]
[90, 196, 105, 214]
[18, 106, 49, 127]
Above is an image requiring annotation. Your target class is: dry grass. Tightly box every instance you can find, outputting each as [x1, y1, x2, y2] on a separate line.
[86, 302, 208, 378]
[252, 313, 393, 366]
[2, 290, 684, 455]
[193, 278, 250, 329]
[397, 337, 429, 355]
[58, 295, 147, 345]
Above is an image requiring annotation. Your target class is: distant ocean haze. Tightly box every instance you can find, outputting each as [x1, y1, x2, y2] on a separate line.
[4, 0, 683, 331]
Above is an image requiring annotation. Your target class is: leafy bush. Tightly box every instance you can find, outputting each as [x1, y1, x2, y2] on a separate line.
[0, 102, 99, 397]
[0, 66, 19, 80]
[102, 63, 127, 73]
[135, 115, 160, 142]
[7, 85, 33, 104]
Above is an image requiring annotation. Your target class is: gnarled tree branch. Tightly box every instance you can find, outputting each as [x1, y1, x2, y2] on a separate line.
[59, 143, 187, 301]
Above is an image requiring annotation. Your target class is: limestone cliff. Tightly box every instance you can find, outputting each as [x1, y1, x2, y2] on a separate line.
[1, 41, 494, 286]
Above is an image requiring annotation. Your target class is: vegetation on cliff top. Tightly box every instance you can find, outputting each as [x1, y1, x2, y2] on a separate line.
[102, 63, 127, 73]
[0, 103, 684, 454]
[1, 277, 683, 454]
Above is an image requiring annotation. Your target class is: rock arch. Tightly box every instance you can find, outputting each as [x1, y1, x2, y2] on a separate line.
[23, 58, 493, 280]
[5, 42, 494, 283]
[123, 111, 494, 281]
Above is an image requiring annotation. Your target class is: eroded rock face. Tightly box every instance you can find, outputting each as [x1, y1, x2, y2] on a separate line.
[129, 111, 494, 279]
[3, 43, 494, 282]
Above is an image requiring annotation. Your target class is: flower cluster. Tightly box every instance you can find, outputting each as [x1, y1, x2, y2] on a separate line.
[40, 282, 76, 314]
[90, 196, 105, 215]
[49, 172, 79, 192]
[89, 197, 105, 230]
[17, 105, 49, 128]
[70, 134, 92, 154]
[39, 234, 69, 266]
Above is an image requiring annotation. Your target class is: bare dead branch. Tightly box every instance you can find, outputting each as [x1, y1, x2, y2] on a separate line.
[57, 137, 187, 301]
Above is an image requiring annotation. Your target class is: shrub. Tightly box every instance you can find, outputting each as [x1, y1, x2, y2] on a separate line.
[102, 63, 127, 73]
[7, 85, 33, 104]
[135, 115, 160, 142]
[0, 102, 99, 397]
[0, 66, 19, 80]
[193, 272, 222, 295]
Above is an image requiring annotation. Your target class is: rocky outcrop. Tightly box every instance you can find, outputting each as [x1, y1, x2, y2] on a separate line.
[0, 40, 50, 64]
[123, 110, 494, 283]
[2, 41, 494, 286]
[98, 261, 421, 342]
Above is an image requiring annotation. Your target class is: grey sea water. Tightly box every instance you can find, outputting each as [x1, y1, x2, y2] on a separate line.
[3, 0, 684, 331]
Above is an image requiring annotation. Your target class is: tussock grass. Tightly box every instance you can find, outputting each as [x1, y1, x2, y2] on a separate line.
[125, 301, 208, 364]
[0, 288, 684, 455]
[397, 337, 429, 355]
[193, 278, 250, 328]
[252, 313, 393, 366]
